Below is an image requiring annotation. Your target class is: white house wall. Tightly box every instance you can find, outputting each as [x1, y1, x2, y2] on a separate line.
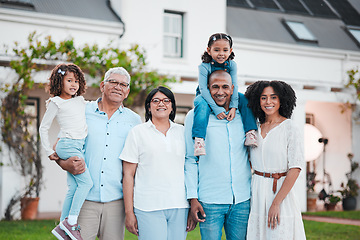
[117, 0, 226, 77]
[1, 0, 360, 217]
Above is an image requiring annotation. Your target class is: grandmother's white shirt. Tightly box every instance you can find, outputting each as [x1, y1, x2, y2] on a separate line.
[120, 120, 189, 211]
[39, 96, 87, 156]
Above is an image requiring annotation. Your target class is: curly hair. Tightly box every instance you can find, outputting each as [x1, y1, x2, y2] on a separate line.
[201, 33, 235, 63]
[48, 63, 86, 97]
[145, 86, 176, 122]
[245, 80, 296, 124]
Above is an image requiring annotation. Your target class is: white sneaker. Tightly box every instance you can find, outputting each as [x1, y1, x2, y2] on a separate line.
[245, 130, 258, 147]
[194, 137, 206, 156]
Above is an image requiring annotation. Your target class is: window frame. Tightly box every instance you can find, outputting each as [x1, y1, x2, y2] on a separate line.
[344, 25, 360, 48]
[25, 97, 40, 139]
[282, 19, 318, 44]
[163, 10, 184, 58]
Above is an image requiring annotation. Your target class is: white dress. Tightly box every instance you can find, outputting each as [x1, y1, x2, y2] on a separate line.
[247, 119, 306, 240]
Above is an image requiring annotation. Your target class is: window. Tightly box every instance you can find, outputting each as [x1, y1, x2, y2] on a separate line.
[164, 11, 183, 58]
[282, 19, 318, 43]
[25, 97, 40, 138]
[345, 26, 360, 48]
[0, 0, 34, 10]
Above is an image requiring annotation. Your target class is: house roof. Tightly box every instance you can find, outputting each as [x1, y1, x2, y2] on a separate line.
[0, 0, 121, 22]
[227, 0, 360, 51]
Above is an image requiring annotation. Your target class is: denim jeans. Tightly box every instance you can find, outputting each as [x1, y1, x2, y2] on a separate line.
[199, 199, 250, 240]
[192, 95, 211, 139]
[56, 138, 93, 220]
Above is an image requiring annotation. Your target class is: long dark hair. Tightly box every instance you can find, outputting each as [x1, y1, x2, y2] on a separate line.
[245, 80, 296, 124]
[145, 86, 176, 121]
[201, 33, 235, 63]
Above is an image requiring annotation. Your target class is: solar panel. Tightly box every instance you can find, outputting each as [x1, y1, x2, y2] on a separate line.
[277, 0, 310, 15]
[227, 0, 251, 8]
[327, 0, 360, 26]
[302, 0, 337, 18]
[251, 0, 279, 10]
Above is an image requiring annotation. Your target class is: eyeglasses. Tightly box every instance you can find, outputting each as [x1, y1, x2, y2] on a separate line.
[151, 98, 171, 105]
[104, 79, 129, 88]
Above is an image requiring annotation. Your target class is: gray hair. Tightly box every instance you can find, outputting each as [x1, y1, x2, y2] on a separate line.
[103, 67, 131, 86]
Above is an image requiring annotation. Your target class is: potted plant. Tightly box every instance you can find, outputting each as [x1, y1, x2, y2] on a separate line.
[338, 153, 359, 210]
[306, 171, 318, 211]
[1, 71, 43, 220]
[324, 194, 341, 211]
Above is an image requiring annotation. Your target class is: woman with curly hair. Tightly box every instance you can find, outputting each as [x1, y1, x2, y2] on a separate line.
[39, 63, 92, 240]
[245, 81, 306, 239]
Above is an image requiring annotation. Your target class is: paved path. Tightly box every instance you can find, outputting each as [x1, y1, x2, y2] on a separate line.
[302, 215, 360, 226]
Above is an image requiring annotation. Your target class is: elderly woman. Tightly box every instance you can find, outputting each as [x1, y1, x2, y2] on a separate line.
[245, 81, 306, 240]
[121, 86, 195, 240]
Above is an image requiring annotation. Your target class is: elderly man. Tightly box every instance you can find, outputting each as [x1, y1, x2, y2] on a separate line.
[184, 70, 252, 240]
[57, 67, 141, 240]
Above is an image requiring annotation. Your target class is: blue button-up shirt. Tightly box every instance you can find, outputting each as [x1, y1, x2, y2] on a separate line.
[84, 99, 141, 202]
[184, 109, 251, 204]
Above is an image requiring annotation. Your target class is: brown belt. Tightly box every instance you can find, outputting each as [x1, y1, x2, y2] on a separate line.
[254, 170, 287, 194]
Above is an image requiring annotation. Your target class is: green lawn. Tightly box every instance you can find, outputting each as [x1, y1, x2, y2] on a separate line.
[0, 212, 359, 240]
[303, 210, 360, 220]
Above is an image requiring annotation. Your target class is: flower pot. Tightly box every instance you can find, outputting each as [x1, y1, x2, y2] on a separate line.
[20, 197, 39, 220]
[325, 203, 336, 211]
[342, 196, 357, 211]
[307, 191, 318, 212]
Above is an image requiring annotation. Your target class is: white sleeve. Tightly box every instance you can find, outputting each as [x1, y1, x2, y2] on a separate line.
[119, 128, 139, 163]
[39, 100, 59, 157]
[287, 121, 304, 170]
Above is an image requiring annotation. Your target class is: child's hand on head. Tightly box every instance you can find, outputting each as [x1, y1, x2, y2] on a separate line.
[227, 108, 236, 121]
[49, 152, 59, 161]
[217, 112, 227, 120]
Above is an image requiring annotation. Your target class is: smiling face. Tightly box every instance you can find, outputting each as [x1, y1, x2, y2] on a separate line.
[207, 39, 233, 64]
[100, 73, 130, 105]
[208, 71, 234, 111]
[60, 72, 79, 99]
[260, 86, 281, 117]
[149, 92, 173, 121]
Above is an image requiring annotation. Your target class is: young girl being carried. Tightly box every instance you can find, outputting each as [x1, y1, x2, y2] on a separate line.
[193, 33, 258, 156]
[39, 63, 93, 240]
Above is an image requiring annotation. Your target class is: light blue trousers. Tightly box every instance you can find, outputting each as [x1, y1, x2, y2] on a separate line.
[134, 208, 188, 240]
[56, 138, 93, 221]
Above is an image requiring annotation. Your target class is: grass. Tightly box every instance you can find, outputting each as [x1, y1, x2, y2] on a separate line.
[303, 210, 360, 220]
[0, 211, 359, 240]
[0, 220, 206, 240]
[304, 220, 360, 240]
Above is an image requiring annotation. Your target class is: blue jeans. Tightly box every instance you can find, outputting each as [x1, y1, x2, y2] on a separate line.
[192, 93, 257, 139]
[134, 208, 188, 240]
[56, 138, 93, 221]
[199, 199, 250, 240]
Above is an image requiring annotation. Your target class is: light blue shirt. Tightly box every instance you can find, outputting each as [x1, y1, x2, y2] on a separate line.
[84, 99, 141, 202]
[184, 109, 251, 204]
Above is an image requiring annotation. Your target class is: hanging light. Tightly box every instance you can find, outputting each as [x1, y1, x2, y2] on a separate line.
[304, 124, 323, 162]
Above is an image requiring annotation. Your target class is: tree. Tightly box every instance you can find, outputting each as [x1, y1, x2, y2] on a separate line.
[0, 32, 175, 220]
